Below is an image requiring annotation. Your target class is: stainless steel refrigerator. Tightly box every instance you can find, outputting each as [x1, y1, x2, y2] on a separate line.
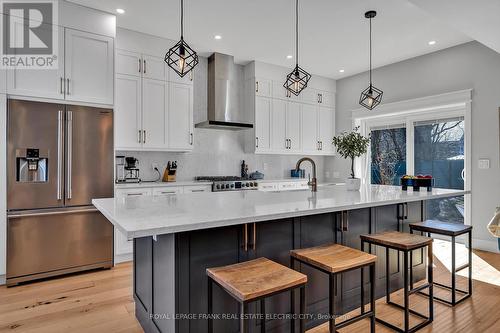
[6, 99, 114, 286]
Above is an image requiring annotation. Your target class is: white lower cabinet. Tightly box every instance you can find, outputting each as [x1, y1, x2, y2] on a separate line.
[113, 183, 212, 260]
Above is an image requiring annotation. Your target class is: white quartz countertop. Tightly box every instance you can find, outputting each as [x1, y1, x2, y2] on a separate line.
[93, 185, 468, 239]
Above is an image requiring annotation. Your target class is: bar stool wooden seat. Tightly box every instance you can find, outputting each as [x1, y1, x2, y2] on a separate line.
[206, 257, 308, 333]
[409, 221, 472, 306]
[290, 244, 377, 333]
[360, 231, 434, 333]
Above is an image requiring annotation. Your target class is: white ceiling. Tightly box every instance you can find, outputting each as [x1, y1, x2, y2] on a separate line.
[67, 0, 471, 79]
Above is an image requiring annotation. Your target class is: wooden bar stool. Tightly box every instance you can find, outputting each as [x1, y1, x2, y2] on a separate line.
[206, 257, 308, 333]
[360, 231, 434, 333]
[409, 221, 472, 306]
[290, 244, 377, 333]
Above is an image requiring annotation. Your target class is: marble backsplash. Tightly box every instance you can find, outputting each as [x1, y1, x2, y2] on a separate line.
[117, 128, 332, 182]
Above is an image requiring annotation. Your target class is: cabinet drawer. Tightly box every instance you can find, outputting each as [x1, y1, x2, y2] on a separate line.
[115, 228, 132, 255]
[115, 188, 151, 199]
[258, 183, 278, 191]
[184, 185, 211, 193]
[152, 186, 183, 196]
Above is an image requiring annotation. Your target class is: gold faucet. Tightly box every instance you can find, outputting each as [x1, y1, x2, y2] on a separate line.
[296, 157, 317, 192]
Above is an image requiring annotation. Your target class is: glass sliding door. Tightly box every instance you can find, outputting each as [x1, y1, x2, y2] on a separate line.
[414, 117, 465, 223]
[370, 124, 406, 185]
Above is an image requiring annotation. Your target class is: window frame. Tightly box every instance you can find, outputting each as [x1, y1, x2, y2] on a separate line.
[351, 90, 472, 225]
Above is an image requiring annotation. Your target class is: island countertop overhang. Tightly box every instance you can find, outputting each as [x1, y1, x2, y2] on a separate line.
[92, 185, 468, 239]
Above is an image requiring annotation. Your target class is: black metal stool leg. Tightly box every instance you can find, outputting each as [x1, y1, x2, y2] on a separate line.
[370, 263, 376, 333]
[451, 235, 456, 305]
[409, 229, 414, 290]
[329, 274, 336, 333]
[428, 242, 434, 321]
[290, 257, 296, 333]
[300, 286, 306, 333]
[207, 278, 213, 333]
[240, 302, 248, 333]
[361, 241, 365, 314]
[468, 230, 473, 296]
[403, 251, 410, 332]
[260, 299, 266, 333]
[386, 247, 390, 303]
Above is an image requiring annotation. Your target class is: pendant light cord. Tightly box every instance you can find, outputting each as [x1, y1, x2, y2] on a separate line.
[295, 0, 299, 67]
[369, 16, 372, 85]
[180, 0, 184, 38]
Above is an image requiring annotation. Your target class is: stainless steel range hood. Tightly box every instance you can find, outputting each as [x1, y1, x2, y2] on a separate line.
[195, 53, 253, 130]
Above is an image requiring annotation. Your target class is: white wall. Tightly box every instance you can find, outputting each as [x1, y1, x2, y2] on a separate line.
[332, 41, 500, 251]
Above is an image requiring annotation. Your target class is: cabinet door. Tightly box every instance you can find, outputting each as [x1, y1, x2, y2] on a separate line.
[168, 68, 194, 85]
[287, 102, 302, 152]
[168, 83, 193, 150]
[255, 97, 271, 151]
[300, 88, 320, 105]
[64, 28, 114, 105]
[272, 81, 289, 100]
[338, 209, 371, 314]
[255, 78, 272, 97]
[318, 106, 335, 154]
[143, 54, 167, 81]
[116, 49, 141, 77]
[142, 79, 167, 149]
[176, 226, 242, 333]
[249, 219, 295, 332]
[270, 99, 287, 151]
[319, 91, 335, 108]
[301, 104, 319, 153]
[7, 25, 65, 100]
[115, 74, 142, 149]
[115, 228, 133, 256]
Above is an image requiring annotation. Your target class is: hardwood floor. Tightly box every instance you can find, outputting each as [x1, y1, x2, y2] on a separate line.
[1, 241, 499, 332]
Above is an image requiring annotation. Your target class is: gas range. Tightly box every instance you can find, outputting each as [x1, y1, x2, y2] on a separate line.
[195, 176, 259, 192]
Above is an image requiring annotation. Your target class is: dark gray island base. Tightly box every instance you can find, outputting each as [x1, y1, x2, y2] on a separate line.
[133, 201, 429, 333]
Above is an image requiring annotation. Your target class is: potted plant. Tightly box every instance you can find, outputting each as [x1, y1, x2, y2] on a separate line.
[332, 127, 370, 191]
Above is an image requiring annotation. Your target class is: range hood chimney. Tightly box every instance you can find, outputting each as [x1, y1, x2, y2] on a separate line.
[195, 53, 253, 130]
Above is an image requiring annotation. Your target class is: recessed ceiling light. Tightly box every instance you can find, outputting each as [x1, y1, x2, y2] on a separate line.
[428, 40, 436, 45]
[214, 35, 222, 40]
[286, 55, 293, 59]
[339, 69, 345, 73]
[116, 8, 125, 14]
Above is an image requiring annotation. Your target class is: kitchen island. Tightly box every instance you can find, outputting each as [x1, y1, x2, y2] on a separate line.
[93, 185, 467, 333]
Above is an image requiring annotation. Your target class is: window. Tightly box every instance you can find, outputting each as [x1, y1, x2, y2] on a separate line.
[370, 125, 406, 185]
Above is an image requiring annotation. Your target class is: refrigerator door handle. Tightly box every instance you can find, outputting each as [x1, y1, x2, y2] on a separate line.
[57, 111, 63, 200]
[66, 111, 73, 200]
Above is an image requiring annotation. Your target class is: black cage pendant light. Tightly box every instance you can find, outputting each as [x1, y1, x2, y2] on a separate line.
[165, 0, 199, 77]
[284, 0, 311, 96]
[359, 10, 383, 110]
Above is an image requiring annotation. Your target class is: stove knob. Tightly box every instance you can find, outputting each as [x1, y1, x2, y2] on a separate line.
[254, 182, 258, 187]
[230, 184, 235, 188]
[249, 182, 253, 187]
[226, 184, 230, 189]
[216, 184, 221, 190]
[245, 183, 250, 187]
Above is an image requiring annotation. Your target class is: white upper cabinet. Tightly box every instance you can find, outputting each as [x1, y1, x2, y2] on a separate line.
[115, 74, 142, 150]
[116, 49, 142, 77]
[319, 91, 335, 108]
[255, 78, 272, 97]
[286, 102, 302, 152]
[255, 97, 271, 151]
[143, 55, 167, 81]
[271, 99, 287, 150]
[7, 24, 65, 100]
[301, 104, 319, 153]
[168, 69, 194, 85]
[300, 88, 321, 105]
[318, 106, 335, 153]
[64, 28, 114, 105]
[142, 79, 167, 149]
[168, 83, 193, 150]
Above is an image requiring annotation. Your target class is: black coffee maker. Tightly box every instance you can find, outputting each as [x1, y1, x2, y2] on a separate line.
[124, 157, 140, 182]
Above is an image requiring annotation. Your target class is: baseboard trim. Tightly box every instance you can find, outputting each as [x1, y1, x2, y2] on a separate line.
[115, 253, 133, 264]
[473, 238, 499, 253]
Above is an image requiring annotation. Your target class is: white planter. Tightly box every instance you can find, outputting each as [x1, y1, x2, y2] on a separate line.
[345, 178, 361, 191]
